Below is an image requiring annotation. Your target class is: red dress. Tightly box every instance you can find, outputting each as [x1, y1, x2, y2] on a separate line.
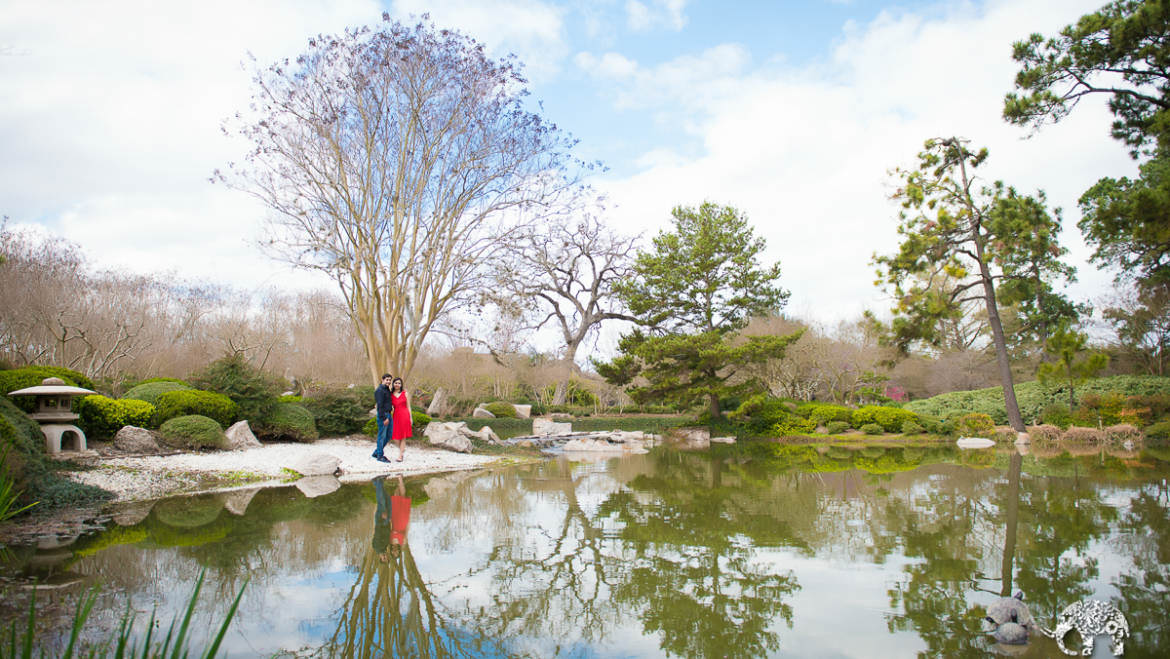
[390, 392, 413, 440]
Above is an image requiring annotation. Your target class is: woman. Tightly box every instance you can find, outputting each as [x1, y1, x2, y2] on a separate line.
[389, 377, 413, 462]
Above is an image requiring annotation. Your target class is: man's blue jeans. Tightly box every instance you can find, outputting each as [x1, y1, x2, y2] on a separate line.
[374, 412, 391, 458]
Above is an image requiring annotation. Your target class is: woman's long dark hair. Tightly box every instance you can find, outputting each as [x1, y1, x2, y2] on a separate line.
[392, 377, 404, 392]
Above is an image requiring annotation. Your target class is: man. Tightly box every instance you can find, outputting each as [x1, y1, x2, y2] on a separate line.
[372, 373, 393, 463]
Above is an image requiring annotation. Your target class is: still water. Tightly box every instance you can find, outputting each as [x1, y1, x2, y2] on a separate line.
[4, 442, 1170, 658]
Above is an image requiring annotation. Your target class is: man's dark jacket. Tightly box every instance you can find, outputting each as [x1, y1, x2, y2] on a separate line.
[375, 384, 393, 416]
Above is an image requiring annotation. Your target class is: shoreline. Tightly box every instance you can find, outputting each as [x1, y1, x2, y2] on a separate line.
[1, 437, 519, 546]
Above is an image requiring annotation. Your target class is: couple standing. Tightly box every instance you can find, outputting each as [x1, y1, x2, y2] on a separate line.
[373, 373, 412, 463]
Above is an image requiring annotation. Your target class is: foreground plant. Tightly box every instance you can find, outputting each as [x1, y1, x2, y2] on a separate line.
[2, 570, 245, 659]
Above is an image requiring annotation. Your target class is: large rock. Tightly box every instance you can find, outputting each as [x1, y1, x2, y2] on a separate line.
[426, 388, 447, 416]
[467, 425, 500, 443]
[423, 422, 474, 453]
[295, 475, 341, 498]
[285, 452, 341, 477]
[512, 404, 532, 419]
[533, 418, 572, 436]
[113, 426, 160, 454]
[664, 426, 710, 450]
[225, 420, 262, 451]
[472, 406, 495, 419]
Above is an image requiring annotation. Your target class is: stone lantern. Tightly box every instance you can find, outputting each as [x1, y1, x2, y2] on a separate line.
[6, 376, 97, 454]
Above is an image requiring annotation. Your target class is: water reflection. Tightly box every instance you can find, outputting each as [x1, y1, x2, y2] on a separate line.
[2, 443, 1169, 657]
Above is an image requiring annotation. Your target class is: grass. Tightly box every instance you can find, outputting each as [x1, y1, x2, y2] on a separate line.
[2, 570, 245, 658]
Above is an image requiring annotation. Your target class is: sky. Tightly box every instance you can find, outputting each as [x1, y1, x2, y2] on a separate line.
[0, 0, 1137, 345]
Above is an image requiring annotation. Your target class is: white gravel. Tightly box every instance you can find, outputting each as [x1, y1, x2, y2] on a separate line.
[67, 438, 504, 502]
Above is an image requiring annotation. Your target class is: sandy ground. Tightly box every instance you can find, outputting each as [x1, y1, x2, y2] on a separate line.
[0, 438, 508, 545]
[65, 437, 504, 502]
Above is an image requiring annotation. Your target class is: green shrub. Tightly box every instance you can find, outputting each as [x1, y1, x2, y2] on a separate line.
[901, 420, 924, 435]
[795, 402, 853, 425]
[1145, 421, 1170, 441]
[0, 397, 110, 512]
[362, 417, 379, 437]
[129, 376, 190, 388]
[954, 413, 995, 437]
[157, 414, 228, 450]
[301, 390, 368, 436]
[1040, 402, 1073, 428]
[852, 405, 918, 433]
[279, 394, 304, 403]
[771, 415, 817, 437]
[76, 395, 155, 439]
[190, 353, 281, 422]
[123, 380, 192, 406]
[256, 402, 318, 442]
[861, 423, 884, 435]
[542, 380, 599, 407]
[825, 421, 851, 434]
[0, 366, 96, 413]
[484, 401, 519, 418]
[729, 394, 798, 434]
[155, 389, 238, 427]
[412, 409, 432, 429]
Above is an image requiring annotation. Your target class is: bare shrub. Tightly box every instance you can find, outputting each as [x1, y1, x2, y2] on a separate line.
[1062, 426, 1106, 443]
[1103, 423, 1143, 444]
[1026, 424, 1063, 443]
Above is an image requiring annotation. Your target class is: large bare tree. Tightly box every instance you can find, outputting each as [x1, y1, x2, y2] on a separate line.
[220, 16, 584, 382]
[491, 209, 638, 405]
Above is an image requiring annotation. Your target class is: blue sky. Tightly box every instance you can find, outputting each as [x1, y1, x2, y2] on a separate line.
[0, 0, 1136, 346]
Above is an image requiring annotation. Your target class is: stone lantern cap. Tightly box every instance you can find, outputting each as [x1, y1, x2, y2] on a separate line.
[6, 377, 96, 397]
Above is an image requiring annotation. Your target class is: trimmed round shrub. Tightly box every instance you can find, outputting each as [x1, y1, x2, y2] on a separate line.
[123, 381, 192, 406]
[1146, 420, 1170, 441]
[158, 414, 229, 450]
[484, 401, 518, 418]
[954, 413, 995, 437]
[825, 421, 851, 435]
[861, 423, 884, 435]
[1062, 426, 1106, 443]
[901, 420, 924, 435]
[1104, 424, 1142, 444]
[76, 395, 155, 439]
[256, 402, 318, 442]
[301, 390, 368, 436]
[1026, 424, 1063, 442]
[362, 416, 379, 438]
[412, 409, 432, 429]
[796, 402, 853, 425]
[155, 389, 238, 427]
[129, 377, 190, 388]
[279, 394, 304, 403]
[152, 494, 225, 528]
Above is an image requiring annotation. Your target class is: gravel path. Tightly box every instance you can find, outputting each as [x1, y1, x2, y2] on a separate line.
[66, 438, 504, 502]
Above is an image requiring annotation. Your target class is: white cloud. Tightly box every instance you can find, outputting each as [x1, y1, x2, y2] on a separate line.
[592, 0, 1135, 326]
[390, 0, 568, 81]
[577, 43, 752, 112]
[625, 0, 688, 32]
[0, 0, 378, 292]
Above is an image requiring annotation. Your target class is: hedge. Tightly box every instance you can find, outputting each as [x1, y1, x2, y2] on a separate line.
[904, 375, 1170, 425]
[158, 415, 229, 450]
[794, 402, 853, 425]
[851, 406, 918, 433]
[76, 395, 155, 439]
[0, 366, 96, 413]
[123, 381, 192, 406]
[256, 402, 318, 442]
[154, 389, 238, 427]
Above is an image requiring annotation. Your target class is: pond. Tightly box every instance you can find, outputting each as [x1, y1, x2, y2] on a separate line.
[3, 442, 1169, 658]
